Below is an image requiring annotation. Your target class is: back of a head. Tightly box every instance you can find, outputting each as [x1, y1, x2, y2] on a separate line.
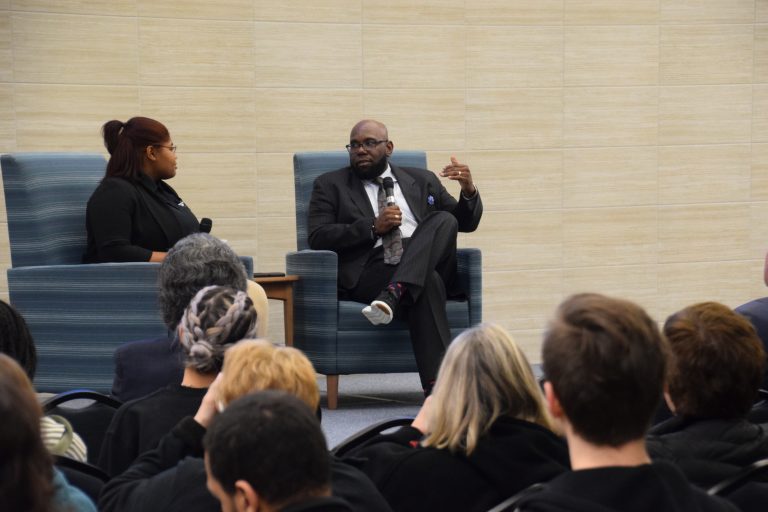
[178, 286, 259, 374]
[0, 300, 37, 380]
[424, 323, 551, 455]
[217, 340, 320, 411]
[204, 390, 330, 509]
[102, 116, 169, 181]
[158, 233, 248, 329]
[664, 302, 766, 419]
[542, 293, 667, 447]
[0, 354, 53, 512]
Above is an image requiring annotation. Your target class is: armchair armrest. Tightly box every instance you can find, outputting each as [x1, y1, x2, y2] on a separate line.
[456, 248, 482, 326]
[286, 250, 341, 373]
[7, 263, 167, 393]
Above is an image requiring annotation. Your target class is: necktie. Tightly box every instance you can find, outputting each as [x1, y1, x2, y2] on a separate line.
[376, 177, 403, 265]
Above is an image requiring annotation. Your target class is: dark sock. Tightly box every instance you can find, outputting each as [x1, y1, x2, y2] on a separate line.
[386, 282, 405, 302]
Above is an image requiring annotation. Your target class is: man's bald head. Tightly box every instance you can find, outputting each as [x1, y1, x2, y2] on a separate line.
[347, 119, 393, 180]
[350, 119, 388, 140]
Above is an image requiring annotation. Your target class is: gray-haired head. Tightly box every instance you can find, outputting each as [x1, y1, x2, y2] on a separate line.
[178, 285, 258, 374]
[158, 233, 248, 330]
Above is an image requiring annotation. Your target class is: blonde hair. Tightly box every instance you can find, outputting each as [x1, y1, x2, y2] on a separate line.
[423, 323, 553, 455]
[218, 340, 319, 411]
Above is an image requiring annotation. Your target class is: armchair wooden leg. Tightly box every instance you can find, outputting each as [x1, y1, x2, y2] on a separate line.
[326, 375, 339, 410]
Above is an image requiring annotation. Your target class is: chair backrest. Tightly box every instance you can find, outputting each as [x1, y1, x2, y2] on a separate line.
[54, 456, 109, 503]
[43, 390, 123, 465]
[708, 458, 768, 497]
[1, 153, 106, 267]
[292, 151, 428, 251]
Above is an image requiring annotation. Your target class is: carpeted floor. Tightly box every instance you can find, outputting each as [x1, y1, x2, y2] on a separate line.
[318, 372, 424, 449]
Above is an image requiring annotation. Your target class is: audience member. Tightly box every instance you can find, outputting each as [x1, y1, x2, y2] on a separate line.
[100, 340, 392, 512]
[84, 116, 198, 263]
[0, 354, 96, 512]
[204, 390, 351, 511]
[111, 232, 268, 402]
[517, 293, 737, 512]
[0, 299, 87, 462]
[99, 285, 259, 476]
[731, 251, 768, 389]
[646, 302, 768, 510]
[345, 323, 569, 512]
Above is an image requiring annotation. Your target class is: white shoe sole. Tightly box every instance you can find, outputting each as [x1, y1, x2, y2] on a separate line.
[362, 300, 393, 325]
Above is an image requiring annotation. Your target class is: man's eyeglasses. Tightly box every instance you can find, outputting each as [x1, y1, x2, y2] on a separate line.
[155, 144, 177, 153]
[346, 139, 388, 152]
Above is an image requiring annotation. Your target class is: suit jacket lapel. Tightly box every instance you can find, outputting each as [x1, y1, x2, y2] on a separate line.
[391, 164, 422, 222]
[345, 168, 375, 218]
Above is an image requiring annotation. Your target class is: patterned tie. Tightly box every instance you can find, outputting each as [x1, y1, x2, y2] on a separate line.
[376, 177, 403, 265]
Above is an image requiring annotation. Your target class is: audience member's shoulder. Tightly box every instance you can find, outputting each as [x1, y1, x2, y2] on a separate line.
[116, 336, 175, 357]
[52, 467, 97, 512]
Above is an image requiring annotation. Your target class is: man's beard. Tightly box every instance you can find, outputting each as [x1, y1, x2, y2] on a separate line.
[351, 155, 388, 180]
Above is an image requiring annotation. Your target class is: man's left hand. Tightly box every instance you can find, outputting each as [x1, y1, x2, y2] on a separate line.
[440, 156, 476, 197]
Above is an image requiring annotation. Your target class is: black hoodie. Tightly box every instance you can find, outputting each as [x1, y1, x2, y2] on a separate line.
[345, 416, 569, 512]
[516, 461, 738, 512]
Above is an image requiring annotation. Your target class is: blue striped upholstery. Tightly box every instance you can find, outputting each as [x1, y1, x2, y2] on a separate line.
[1, 153, 255, 393]
[2, 153, 106, 267]
[0, 154, 166, 393]
[289, 151, 482, 389]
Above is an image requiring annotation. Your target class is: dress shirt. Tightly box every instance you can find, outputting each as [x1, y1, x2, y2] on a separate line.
[362, 165, 417, 248]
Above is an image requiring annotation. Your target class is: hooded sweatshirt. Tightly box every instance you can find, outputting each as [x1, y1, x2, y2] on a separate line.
[345, 416, 570, 512]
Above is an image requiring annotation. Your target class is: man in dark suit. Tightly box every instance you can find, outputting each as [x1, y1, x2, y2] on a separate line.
[307, 119, 482, 393]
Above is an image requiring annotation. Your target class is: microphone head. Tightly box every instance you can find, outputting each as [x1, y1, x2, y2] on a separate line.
[382, 176, 394, 191]
[200, 218, 213, 234]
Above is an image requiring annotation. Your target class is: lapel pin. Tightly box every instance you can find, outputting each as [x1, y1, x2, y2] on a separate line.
[427, 195, 435, 205]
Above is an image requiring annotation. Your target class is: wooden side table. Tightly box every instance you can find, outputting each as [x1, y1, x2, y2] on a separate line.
[253, 275, 299, 346]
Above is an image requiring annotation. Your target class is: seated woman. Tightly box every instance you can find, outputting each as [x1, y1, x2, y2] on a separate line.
[647, 301, 768, 488]
[84, 116, 199, 263]
[0, 300, 88, 462]
[99, 285, 258, 477]
[345, 323, 570, 512]
[0, 354, 96, 512]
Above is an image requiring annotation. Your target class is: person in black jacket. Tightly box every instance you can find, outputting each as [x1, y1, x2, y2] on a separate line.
[99, 340, 392, 512]
[344, 323, 569, 512]
[646, 302, 768, 510]
[84, 116, 199, 263]
[518, 293, 737, 512]
[98, 285, 259, 477]
[205, 391, 352, 512]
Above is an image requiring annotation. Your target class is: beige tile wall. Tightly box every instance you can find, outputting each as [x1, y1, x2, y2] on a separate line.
[0, 1, 765, 360]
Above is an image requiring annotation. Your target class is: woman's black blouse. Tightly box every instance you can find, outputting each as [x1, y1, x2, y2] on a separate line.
[83, 173, 199, 263]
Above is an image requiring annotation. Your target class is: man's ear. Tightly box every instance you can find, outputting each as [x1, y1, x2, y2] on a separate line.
[663, 389, 676, 414]
[385, 140, 394, 157]
[234, 480, 260, 512]
[544, 381, 564, 419]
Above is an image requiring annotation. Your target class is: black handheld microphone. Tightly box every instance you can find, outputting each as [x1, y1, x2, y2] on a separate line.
[382, 177, 396, 206]
[199, 218, 213, 234]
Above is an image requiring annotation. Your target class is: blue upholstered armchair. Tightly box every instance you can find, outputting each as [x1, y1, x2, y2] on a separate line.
[1, 153, 254, 394]
[0, 153, 168, 393]
[287, 151, 482, 409]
